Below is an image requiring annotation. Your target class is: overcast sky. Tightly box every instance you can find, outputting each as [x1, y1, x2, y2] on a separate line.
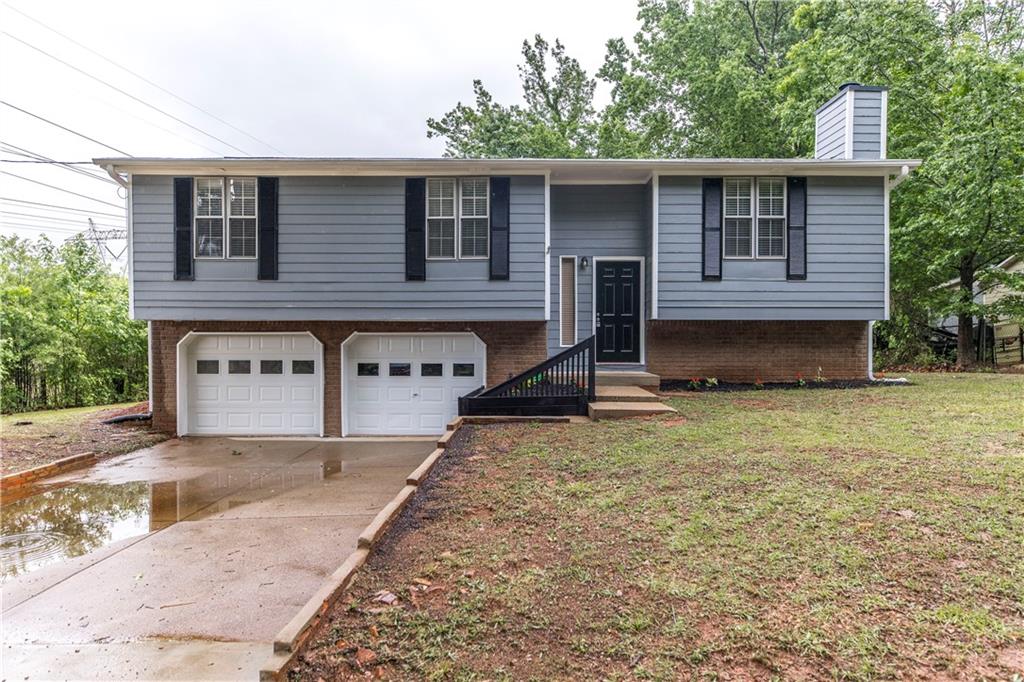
[0, 0, 640, 248]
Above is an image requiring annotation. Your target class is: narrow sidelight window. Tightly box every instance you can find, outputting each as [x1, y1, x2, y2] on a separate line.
[228, 177, 257, 258]
[459, 177, 489, 258]
[559, 256, 577, 346]
[723, 177, 753, 258]
[195, 178, 225, 257]
[426, 178, 456, 259]
[757, 178, 786, 258]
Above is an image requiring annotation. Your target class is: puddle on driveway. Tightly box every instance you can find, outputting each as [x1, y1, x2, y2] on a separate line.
[1, 458, 345, 582]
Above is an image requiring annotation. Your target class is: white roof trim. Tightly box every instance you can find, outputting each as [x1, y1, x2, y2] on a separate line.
[94, 156, 922, 181]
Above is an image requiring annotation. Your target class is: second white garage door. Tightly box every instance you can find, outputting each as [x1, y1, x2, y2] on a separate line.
[343, 333, 486, 436]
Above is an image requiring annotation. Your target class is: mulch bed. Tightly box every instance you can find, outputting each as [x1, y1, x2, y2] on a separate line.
[659, 378, 908, 393]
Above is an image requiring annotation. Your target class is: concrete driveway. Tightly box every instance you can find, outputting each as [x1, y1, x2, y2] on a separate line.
[1, 436, 434, 680]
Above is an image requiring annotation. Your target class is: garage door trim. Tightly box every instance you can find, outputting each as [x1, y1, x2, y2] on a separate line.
[176, 331, 325, 437]
[340, 331, 486, 437]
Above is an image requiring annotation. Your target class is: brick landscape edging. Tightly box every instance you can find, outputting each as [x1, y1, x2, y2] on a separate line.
[258, 421, 465, 681]
[0, 452, 97, 490]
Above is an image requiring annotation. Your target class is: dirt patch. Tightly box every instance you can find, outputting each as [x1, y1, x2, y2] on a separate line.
[1, 402, 166, 476]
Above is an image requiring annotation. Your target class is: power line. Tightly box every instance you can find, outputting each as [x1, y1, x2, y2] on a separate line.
[0, 221, 86, 233]
[1, 171, 124, 209]
[0, 159, 94, 164]
[0, 209, 124, 228]
[0, 140, 118, 185]
[0, 100, 132, 156]
[4, 2, 287, 155]
[0, 197, 123, 218]
[2, 31, 253, 156]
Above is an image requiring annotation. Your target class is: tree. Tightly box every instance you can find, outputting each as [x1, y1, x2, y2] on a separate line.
[0, 235, 147, 412]
[781, 0, 1024, 366]
[427, 35, 599, 158]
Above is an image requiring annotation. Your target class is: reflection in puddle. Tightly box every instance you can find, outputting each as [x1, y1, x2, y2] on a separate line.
[1, 458, 343, 582]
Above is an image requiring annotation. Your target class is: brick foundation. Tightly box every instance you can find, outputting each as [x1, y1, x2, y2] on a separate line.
[150, 320, 547, 436]
[645, 320, 869, 382]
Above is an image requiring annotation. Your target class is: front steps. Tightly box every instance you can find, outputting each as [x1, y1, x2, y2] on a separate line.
[589, 372, 675, 420]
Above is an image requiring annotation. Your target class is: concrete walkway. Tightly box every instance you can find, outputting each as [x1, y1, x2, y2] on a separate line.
[1, 436, 434, 681]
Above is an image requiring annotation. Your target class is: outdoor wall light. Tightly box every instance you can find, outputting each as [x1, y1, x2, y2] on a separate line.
[580, 256, 590, 271]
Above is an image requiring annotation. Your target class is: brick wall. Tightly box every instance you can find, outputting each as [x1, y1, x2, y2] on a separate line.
[646, 320, 869, 382]
[150, 320, 547, 436]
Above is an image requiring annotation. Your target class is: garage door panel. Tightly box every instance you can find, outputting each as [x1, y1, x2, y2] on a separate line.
[186, 334, 321, 436]
[345, 333, 485, 436]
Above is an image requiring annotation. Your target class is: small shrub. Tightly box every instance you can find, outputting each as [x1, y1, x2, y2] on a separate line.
[705, 377, 718, 387]
[687, 376, 702, 391]
[814, 366, 827, 384]
[796, 372, 807, 388]
[754, 377, 765, 390]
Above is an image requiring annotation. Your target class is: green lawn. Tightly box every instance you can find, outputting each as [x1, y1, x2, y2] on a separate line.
[1, 402, 165, 475]
[292, 374, 1024, 681]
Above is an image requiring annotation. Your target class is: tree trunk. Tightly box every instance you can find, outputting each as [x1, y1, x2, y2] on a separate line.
[957, 262, 976, 368]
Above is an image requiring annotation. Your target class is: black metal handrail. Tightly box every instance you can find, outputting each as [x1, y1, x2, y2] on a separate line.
[458, 336, 596, 416]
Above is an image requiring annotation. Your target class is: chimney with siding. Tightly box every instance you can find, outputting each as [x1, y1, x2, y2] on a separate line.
[814, 83, 888, 160]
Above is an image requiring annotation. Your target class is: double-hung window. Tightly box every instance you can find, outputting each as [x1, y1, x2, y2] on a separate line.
[427, 177, 489, 260]
[194, 177, 257, 259]
[723, 177, 786, 259]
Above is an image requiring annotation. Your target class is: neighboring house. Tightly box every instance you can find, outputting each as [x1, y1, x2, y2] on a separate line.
[938, 255, 1024, 366]
[95, 83, 920, 438]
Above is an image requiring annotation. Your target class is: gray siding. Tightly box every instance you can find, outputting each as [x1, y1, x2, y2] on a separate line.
[852, 89, 884, 159]
[131, 175, 546, 320]
[815, 96, 847, 159]
[657, 175, 885, 320]
[546, 185, 648, 356]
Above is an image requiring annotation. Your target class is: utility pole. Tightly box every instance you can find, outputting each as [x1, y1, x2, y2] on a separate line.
[83, 217, 128, 274]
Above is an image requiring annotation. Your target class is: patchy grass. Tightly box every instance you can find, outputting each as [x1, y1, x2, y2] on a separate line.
[1, 402, 166, 475]
[291, 374, 1024, 680]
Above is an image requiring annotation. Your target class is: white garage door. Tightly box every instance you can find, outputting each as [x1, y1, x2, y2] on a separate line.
[344, 333, 486, 436]
[185, 333, 322, 436]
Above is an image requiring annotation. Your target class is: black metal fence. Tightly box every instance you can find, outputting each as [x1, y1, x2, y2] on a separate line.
[458, 336, 596, 416]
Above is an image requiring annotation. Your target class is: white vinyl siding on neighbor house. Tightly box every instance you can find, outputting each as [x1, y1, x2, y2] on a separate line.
[427, 177, 489, 260]
[195, 177, 257, 259]
[723, 177, 786, 260]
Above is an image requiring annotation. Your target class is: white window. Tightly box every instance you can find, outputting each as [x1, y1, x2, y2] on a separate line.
[228, 177, 257, 258]
[459, 177, 489, 258]
[723, 177, 753, 258]
[427, 177, 489, 260]
[723, 177, 786, 259]
[427, 178, 456, 259]
[195, 177, 257, 259]
[195, 178, 224, 258]
[757, 177, 786, 258]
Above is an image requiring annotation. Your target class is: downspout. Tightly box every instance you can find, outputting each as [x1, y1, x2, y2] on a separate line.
[867, 320, 876, 380]
[104, 164, 128, 188]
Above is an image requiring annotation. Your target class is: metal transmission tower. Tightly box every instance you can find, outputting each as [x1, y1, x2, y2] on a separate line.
[84, 218, 128, 274]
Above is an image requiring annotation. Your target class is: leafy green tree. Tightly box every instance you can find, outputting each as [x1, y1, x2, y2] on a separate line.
[427, 35, 599, 158]
[0, 235, 147, 412]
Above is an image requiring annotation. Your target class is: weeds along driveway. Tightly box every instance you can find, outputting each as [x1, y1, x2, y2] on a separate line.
[289, 374, 1024, 681]
[1, 436, 434, 681]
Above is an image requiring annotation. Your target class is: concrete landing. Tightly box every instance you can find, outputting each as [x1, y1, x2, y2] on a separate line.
[595, 370, 660, 391]
[594, 385, 661, 402]
[588, 401, 677, 420]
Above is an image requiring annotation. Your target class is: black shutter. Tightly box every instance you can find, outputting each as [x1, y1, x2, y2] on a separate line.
[701, 178, 722, 281]
[173, 177, 193, 281]
[489, 177, 510, 280]
[257, 177, 279, 280]
[787, 177, 807, 280]
[405, 178, 426, 281]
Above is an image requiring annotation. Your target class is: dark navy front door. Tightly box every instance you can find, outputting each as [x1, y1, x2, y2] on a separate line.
[595, 260, 641, 363]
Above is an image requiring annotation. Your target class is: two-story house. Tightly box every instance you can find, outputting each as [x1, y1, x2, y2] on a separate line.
[96, 83, 919, 438]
